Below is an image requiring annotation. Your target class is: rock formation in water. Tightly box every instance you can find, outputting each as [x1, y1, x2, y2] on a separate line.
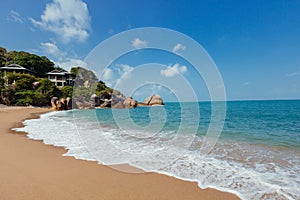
[53, 93, 163, 110]
[142, 94, 164, 106]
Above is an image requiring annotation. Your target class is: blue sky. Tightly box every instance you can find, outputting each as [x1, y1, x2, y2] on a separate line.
[0, 0, 299, 101]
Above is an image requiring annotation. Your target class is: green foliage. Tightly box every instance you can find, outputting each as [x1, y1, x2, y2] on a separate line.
[6, 51, 55, 77]
[36, 78, 61, 97]
[72, 67, 98, 81]
[70, 67, 80, 77]
[0, 71, 4, 89]
[95, 81, 112, 95]
[15, 91, 48, 106]
[73, 86, 93, 102]
[0, 46, 119, 106]
[60, 86, 73, 98]
[0, 47, 7, 67]
[1, 86, 15, 106]
[72, 67, 99, 100]
[6, 73, 38, 91]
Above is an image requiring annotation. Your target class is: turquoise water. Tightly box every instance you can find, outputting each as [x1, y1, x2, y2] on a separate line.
[92, 100, 300, 149]
[15, 100, 300, 200]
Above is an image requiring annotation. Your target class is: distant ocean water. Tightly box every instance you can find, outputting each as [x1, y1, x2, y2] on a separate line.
[15, 100, 300, 200]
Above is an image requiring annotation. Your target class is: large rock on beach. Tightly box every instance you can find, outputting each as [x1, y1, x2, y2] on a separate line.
[51, 97, 72, 110]
[143, 94, 164, 106]
[123, 97, 138, 108]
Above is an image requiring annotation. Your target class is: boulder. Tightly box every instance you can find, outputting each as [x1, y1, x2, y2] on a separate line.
[143, 94, 164, 106]
[51, 97, 59, 110]
[51, 97, 72, 110]
[99, 100, 111, 108]
[112, 101, 125, 109]
[66, 97, 72, 110]
[123, 97, 138, 108]
[111, 93, 126, 107]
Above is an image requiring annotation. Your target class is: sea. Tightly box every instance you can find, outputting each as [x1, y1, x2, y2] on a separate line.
[14, 100, 300, 200]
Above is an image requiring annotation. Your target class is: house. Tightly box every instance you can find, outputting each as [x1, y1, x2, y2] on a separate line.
[46, 69, 74, 87]
[0, 64, 35, 77]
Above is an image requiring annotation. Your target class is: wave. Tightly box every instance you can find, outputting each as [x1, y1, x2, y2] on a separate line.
[13, 109, 300, 200]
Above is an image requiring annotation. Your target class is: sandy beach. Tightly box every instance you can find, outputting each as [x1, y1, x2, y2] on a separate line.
[0, 106, 239, 200]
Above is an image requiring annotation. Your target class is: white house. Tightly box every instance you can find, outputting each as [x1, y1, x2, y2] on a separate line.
[46, 70, 74, 87]
[0, 64, 35, 77]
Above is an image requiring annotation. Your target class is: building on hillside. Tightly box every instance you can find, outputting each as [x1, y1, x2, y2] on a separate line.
[46, 70, 74, 87]
[0, 64, 35, 77]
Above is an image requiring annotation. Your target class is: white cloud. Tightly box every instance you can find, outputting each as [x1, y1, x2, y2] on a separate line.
[132, 38, 148, 49]
[113, 64, 134, 86]
[40, 42, 64, 58]
[30, 0, 91, 43]
[172, 43, 186, 54]
[286, 72, 300, 77]
[40, 42, 86, 71]
[55, 57, 87, 71]
[116, 64, 134, 75]
[102, 68, 115, 81]
[242, 82, 250, 86]
[8, 10, 23, 23]
[160, 63, 187, 77]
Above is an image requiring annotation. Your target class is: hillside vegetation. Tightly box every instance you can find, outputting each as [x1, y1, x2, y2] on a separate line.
[0, 46, 113, 107]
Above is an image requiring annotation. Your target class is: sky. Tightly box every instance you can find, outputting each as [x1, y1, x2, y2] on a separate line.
[0, 0, 299, 101]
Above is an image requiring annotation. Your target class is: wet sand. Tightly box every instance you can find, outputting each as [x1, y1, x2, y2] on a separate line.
[0, 106, 240, 200]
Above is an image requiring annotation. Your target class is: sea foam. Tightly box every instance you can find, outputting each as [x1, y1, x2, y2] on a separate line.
[14, 106, 300, 200]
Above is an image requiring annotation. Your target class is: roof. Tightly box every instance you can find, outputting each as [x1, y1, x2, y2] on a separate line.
[0, 64, 32, 72]
[45, 69, 72, 75]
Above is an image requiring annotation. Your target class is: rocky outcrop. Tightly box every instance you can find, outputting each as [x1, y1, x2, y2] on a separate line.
[93, 93, 138, 109]
[143, 94, 164, 106]
[93, 91, 127, 108]
[123, 97, 138, 108]
[51, 97, 72, 110]
[55, 93, 163, 110]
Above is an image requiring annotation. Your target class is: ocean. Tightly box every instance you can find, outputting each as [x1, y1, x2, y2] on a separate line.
[15, 100, 300, 200]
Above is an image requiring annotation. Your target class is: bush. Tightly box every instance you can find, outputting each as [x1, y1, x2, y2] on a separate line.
[36, 78, 62, 98]
[15, 91, 48, 106]
[6, 73, 38, 91]
[60, 86, 73, 98]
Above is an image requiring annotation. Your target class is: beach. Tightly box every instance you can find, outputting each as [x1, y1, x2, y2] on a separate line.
[0, 106, 239, 200]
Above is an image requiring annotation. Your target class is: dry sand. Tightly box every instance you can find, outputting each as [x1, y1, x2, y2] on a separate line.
[0, 106, 240, 200]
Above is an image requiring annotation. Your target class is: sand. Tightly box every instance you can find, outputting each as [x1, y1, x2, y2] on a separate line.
[0, 106, 240, 200]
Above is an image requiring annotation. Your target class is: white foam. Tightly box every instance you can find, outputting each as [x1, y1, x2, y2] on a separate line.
[13, 111, 300, 200]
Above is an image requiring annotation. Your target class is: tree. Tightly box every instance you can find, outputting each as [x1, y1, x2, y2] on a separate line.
[95, 81, 113, 95]
[71, 66, 98, 81]
[60, 86, 73, 98]
[15, 91, 48, 106]
[36, 78, 62, 100]
[6, 51, 55, 77]
[6, 73, 38, 91]
[0, 47, 7, 66]
[1, 86, 15, 106]
[0, 71, 4, 89]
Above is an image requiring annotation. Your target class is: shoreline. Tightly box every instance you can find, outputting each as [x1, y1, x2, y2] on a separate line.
[0, 106, 240, 200]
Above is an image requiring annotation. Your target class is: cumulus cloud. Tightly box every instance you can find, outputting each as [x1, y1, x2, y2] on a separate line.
[8, 10, 23, 23]
[40, 42, 64, 58]
[286, 72, 300, 77]
[160, 63, 187, 77]
[30, 0, 91, 43]
[172, 43, 186, 54]
[114, 64, 134, 83]
[132, 38, 148, 49]
[102, 68, 115, 81]
[40, 42, 87, 70]
[55, 57, 87, 71]
[242, 82, 250, 86]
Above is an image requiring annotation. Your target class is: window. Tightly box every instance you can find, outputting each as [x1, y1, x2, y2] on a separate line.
[56, 82, 63, 86]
